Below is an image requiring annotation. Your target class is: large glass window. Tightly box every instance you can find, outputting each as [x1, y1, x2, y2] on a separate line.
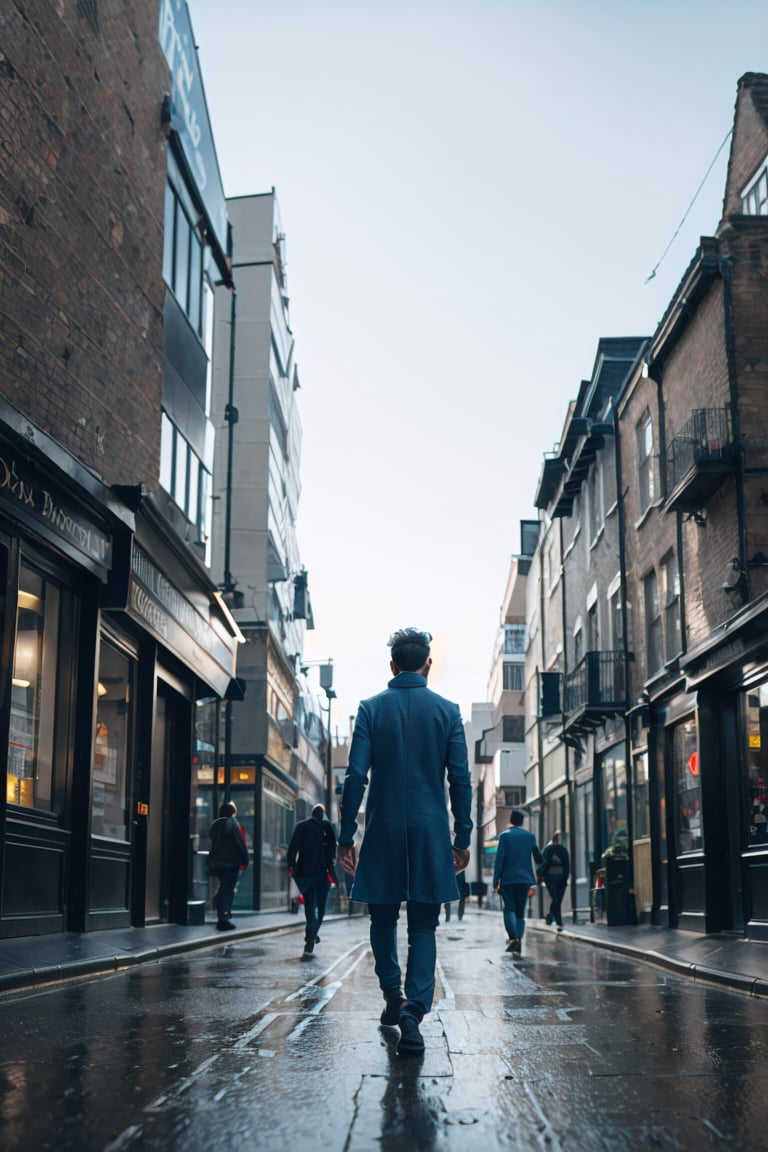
[600, 743, 628, 853]
[8, 566, 60, 811]
[742, 160, 768, 216]
[744, 685, 768, 847]
[260, 782, 294, 910]
[673, 718, 702, 854]
[91, 637, 133, 841]
[502, 663, 524, 691]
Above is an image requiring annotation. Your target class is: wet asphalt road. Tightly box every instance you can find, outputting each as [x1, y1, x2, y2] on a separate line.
[1, 909, 767, 1151]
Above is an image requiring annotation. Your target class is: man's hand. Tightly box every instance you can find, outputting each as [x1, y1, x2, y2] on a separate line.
[452, 848, 470, 874]
[339, 844, 357, 877]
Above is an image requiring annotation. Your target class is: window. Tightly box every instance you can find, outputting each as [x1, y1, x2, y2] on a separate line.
[159, 414, 210, 536]
[163, 176, 204, 336]
[588, 602, 600, 652]
[91, 637, 133, 841]
[663, 552, 681, 663]
[8, 566, 61, 811]
[637, 412, 655, 513]
[609, 585, 623, 650]
[504, 787, 525, 808]
[503, 663, 524, 691]
[673, 719, 701, 853]
[644, 570, 662, 676]
[742, 159, 768, 216]
[588, 459, 603, 542]
[743, 685, 768, 847]
[600, 743, 628, 853]
[502, 715, 525, 743]
[503, 624, 526, 655]
[574, 626, 583, 666]
[633, 751, 650, 839]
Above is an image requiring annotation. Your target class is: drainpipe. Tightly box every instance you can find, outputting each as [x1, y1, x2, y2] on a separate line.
[223, 286, 237, 804]
[720, 253, 747, 590]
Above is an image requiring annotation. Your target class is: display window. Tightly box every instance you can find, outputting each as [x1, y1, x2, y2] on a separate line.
[744, 685, 768, 847]
[8, 564, 62, 811]
[90, 635, 134, 841]
[673, 718, 702, 854]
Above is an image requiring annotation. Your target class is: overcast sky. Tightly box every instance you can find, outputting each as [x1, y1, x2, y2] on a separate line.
[187, 0, 766, 734]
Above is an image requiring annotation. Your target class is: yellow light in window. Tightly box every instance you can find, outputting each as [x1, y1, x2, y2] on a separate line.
[97, 682, 108, 697]
[12, 678, 30, 688]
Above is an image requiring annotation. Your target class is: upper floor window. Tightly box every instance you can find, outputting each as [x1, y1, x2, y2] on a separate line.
[502, 715, 525, 743]
[742, 159, 768, 216]
[163, 176, 204, 337]
[503, 624, 526, 655]
[588, 459, 604, 543]
[160, 413, 210, 540]
[663, 551, 682, 663]
[503, 663, 525, 691]
[644, 569, 662, 676]
[637, 412, 655, 512]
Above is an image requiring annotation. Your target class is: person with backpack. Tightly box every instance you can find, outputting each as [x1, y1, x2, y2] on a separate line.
[539, 829, 570, 931]
[208, 801, 249, 931]
[287, 803, 337, 960]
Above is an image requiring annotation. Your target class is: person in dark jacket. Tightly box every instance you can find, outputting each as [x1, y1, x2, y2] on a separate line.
[539, 830, 570, 930]
[287, 803, 337, 961]
[339, 627, 473, 1057]
[208, 801, 249, 931]
[493, 809, 543, 955]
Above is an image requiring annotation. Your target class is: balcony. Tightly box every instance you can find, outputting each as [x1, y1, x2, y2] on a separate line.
[664, 407, 736, 514]
[563, 650, 627, 738]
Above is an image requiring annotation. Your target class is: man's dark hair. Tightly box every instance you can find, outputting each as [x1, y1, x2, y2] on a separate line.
[388, 627, 432, 672]
[311, 803, 326, 820]
[219, 801, 237, 818]
[510, 809, 525, 826]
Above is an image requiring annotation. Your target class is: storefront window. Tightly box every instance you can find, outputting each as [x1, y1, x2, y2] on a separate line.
[8, 566, 60, 810]
[91, 637, 133, 841]
[600, 743, 628, 852]
[744, 686, 768, 847]
[673, 718, 702, 854]
[260, 781, 294, 910]
[633, 751, 650, 839]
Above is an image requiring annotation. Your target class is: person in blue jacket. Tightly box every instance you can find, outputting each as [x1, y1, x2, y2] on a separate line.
[339, 628, 473, 1057]
[493, 809, 543, 956]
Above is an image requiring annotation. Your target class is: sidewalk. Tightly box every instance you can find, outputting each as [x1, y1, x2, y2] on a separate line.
[0, 909, 316, 994]
[2, 906, 768, 999]
[531, 916, 768, 998]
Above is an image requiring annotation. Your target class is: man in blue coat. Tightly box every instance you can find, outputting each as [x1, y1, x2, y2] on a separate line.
[493, 809, 543, 956]
[339, 628, 473, 1056]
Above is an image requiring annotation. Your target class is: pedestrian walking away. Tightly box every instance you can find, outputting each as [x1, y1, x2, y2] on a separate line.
[208, 801, 249, 930]
[287, 802, 337, 959]
[338, 627, 473, 1057]
[539, 829, 570, 930]
[493, 809, 543, 956]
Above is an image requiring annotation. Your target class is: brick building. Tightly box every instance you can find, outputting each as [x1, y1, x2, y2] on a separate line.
[0, 1, 241, 939]
[528, 73, 768, 941]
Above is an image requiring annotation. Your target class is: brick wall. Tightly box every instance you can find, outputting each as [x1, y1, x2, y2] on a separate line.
[0, 0, 168, 486]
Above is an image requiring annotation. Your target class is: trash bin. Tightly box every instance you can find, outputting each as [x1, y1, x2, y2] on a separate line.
[605, 857, 636, 926]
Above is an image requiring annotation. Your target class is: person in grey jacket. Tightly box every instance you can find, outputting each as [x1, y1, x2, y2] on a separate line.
[493, 809, 543, 955]
[208, 801, 249, 930]
[339, 627, 472, 1057]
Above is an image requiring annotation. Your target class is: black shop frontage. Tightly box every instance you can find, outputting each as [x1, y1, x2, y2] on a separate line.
[0, 405, 241, 939]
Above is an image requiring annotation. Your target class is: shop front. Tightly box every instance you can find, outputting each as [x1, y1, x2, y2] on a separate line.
[0, 408, 131, 939]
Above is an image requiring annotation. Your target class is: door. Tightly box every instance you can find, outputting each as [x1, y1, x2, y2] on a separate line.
[145, 694, 169, 921]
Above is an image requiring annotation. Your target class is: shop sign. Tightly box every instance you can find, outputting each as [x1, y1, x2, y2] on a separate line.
[0, 449, 111, 575]
[128, 543, 235, 693]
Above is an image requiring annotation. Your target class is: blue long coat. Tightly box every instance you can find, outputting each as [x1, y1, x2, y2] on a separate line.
[339, 672, 473, 904]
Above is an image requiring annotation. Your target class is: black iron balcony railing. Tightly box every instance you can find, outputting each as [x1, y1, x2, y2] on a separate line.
[665, 407, 736, 512]
[563, 650, 626, 717]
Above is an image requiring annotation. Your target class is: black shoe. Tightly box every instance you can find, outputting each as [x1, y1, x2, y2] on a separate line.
[380, 993, 406, 1026]
[216, 920, 236, 931]
[505, 938, 517, 953]
[397, 1013, 425, 1056]
[512, 938, 522, 956]
[301, 942, 314, 960]
[315, 935, 320, 944]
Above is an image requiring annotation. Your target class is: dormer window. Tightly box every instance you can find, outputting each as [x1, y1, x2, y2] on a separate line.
[742, 158, 768, 216]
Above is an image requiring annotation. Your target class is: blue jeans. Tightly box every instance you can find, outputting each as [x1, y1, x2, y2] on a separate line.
[500, 883, 530, 941]
[368, 901, 441, 1024]
[300, 873, 330, 946]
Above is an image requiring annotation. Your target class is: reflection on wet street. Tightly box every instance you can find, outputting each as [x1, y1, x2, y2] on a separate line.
[1, 911, 768, 1150]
